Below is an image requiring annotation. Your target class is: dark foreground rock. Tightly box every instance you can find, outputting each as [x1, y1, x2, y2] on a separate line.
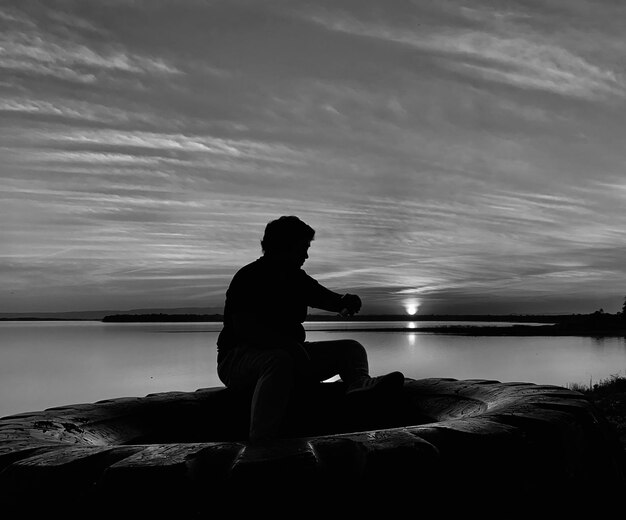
[0, 378, 624, 517]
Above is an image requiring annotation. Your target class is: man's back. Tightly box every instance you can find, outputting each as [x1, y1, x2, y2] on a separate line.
[217, 256, 321, 360]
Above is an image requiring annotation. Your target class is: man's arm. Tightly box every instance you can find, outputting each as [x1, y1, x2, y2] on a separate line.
[338, 293, 362, 317]
[305, 275, 362, 316]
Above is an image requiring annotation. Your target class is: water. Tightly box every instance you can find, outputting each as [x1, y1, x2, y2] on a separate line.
[1, 320, 626, 419]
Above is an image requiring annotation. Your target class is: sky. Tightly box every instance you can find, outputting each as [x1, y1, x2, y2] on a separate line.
[2, 0, 626, 316]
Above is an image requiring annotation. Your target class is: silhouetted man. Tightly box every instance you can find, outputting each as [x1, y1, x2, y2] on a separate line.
[217, 215, 404, 443]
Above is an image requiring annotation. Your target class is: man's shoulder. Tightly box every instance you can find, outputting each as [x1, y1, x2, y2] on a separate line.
[299, 268, 318, 283]
[231, 257, 266, 281]
[231, 257, 317, 283]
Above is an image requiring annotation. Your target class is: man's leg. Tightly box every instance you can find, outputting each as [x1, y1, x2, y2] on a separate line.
[218, 347, 296, 443]
[303, 339, 404, 396]
[302, 339, 369, 386]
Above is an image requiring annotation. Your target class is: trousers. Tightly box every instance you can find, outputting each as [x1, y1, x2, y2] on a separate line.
[217, 339, 369, 442]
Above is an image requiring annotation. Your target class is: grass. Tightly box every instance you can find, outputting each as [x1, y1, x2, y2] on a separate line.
[568, 374, 626, 451]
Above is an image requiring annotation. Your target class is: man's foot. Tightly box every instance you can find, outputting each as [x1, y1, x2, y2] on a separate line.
[345, 371, 405, 398]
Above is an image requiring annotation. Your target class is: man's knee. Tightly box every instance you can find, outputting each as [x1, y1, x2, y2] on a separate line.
[342, 339, 366, 356]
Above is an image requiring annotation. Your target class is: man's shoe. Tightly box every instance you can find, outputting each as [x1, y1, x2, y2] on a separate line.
[345, 371, 405, 398]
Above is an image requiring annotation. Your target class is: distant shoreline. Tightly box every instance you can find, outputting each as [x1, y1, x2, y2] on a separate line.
[2, 312, 624, 337]
[98, 313, 576, 323]
[0, 311, 591, 323]
[2, 313, 566, 322]
[0, 317, 98, 321]
[314, 324, 626, 336]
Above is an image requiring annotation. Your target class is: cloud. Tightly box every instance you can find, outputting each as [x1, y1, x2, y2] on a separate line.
[1, 34, 180, 81]
[295, 3, 625, 101]
[0, 4, 181, 82]
[41, 129, 310, 165]
[2, 0, 626, 313]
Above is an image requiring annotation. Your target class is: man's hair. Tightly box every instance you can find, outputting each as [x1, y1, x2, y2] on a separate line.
[261, 216, 315, 254]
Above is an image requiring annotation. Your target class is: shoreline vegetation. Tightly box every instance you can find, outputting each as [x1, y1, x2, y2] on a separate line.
[95, 311, 626, 336]
[2, 312, 564, 323]
[3, 310, 624, 336]
[572, 375, 626, 456]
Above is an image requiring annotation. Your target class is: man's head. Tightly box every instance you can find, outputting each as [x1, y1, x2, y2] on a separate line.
[261, 216, 315, 268]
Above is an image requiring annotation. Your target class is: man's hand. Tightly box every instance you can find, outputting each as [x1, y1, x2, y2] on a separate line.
[339, 293, 362, 317]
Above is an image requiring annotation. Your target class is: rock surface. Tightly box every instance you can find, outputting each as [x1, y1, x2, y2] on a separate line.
[1, 378, 624, 515]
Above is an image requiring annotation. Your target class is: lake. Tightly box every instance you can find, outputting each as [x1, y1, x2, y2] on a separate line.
[1, 320, 626, 419]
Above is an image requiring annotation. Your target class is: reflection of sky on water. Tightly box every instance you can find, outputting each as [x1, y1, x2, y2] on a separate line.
[1, 322, 626, 417]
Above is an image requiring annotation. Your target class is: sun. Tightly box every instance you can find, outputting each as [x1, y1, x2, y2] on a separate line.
[404, 300, 420, 316]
